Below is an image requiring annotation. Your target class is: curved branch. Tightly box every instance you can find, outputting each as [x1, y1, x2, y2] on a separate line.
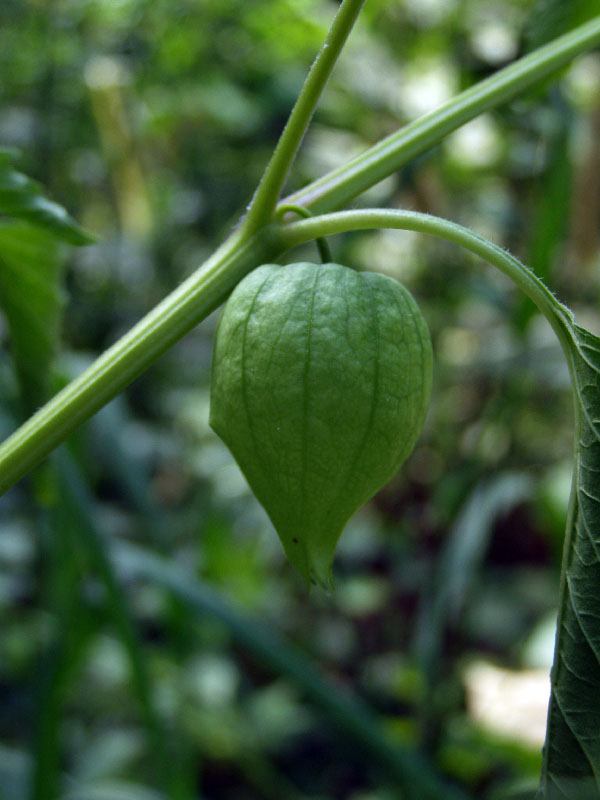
[279, 208, 575, 355]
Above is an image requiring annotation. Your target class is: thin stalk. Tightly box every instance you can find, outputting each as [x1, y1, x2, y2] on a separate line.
[31, 503, 94, 800]
[242, 0, 366, 234]
[279, 209, 575, 353]
[276, 203, 333, 263]
[0, 228, 282, 495]
[282, 16, 600, 214]
[55, 452, 181, 797]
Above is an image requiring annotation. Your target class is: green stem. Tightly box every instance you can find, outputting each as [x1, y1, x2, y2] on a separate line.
[0, 228, 282, 495]
[55, 452, 185, 798]
[242, 0, 366, 234]
[276, 203, 333, 263]
[281, 16, 600, 214]
[279, 209, 575, 352]
[31, 504, 94, 800]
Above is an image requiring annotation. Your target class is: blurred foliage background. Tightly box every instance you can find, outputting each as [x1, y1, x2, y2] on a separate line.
[1, 0, 600, 798]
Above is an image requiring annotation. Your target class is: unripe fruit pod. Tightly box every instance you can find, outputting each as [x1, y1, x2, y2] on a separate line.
[210, 262, 433, 588]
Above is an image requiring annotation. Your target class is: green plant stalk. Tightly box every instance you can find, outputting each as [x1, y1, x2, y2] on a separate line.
[1, 17, 599, 494]
[282, 16, 600, 214]
[276, 203, 333, 262]
[242, 0, 366, 234]
[31, 504, 95, 800]
[0, 230, 281, 495]
[54, 451, 181, 798]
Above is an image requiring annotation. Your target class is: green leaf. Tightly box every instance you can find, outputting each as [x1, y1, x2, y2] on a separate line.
[0, 222, 65, 410]
[0, 154, 93, 413]
[540, 323, 600, 799]
[0, 156, 95, 246]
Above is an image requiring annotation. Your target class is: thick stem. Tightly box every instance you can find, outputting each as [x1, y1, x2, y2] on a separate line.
[0, 228, 283, 495]
[281, 16, 600, 214]
[242, 0, 366, 234]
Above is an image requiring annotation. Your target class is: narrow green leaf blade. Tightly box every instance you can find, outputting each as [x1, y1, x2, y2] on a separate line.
[2, 192, 95, 246]
[541, 323, 600, 799]
[0, 222, 65, 410]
